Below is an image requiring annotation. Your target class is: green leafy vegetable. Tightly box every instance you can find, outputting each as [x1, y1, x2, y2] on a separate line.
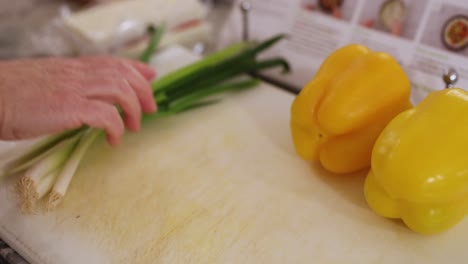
[139, 24, 166, 63]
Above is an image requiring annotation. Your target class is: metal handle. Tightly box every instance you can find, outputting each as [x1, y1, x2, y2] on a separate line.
[443, 67, 459, 88]
[240, 1, 251, 41]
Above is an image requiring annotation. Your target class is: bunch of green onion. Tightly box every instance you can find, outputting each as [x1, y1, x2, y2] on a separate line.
[3, 29, 290, 213]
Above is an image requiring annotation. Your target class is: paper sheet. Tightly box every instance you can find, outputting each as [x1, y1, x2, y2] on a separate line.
[218, 0, 468, 104]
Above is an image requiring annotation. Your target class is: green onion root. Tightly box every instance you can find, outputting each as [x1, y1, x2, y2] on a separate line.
[47, 129, 101, 211]
[15, 136, 79, 213]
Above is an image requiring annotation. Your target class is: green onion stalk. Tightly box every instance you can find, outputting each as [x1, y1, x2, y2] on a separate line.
[4, 26, 290, 213]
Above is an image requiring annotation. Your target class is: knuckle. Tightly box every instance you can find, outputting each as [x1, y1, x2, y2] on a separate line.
[115, 81, 135, 105]
[117, 61, 139, 77]
[81, 56, 121, 70]
[97, 104, 116, 119]
[66, 115, 86, 132]
[80, 102, 120, 131]
[98, 78, 131, 102]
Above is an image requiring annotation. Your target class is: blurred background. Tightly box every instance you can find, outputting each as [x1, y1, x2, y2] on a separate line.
[1, 0, 468, 103]
[0, 0, 235, 59]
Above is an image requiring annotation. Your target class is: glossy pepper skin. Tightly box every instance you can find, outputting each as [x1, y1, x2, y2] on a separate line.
[365, 88, 468, 234]
[290, 44, 412, 174]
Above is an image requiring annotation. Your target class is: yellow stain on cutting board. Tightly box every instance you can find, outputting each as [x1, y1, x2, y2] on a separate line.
[51, 99, 363, 263]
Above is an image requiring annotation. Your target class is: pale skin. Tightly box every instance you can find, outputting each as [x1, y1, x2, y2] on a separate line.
[0, 56, 157, 146]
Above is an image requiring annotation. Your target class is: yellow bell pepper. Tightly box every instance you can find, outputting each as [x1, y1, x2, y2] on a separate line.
[290, 44, 412, 174]
[365, 88, 468, 234]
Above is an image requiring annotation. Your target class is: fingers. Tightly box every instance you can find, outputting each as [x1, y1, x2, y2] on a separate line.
[85, 78, 142, 132]
[0, 56, 156, 145]
[78, 100, 125, 146]
[75, 55, 158, 145]
[80, 55, 156, 80]
[117, 63, 157, 113]
[125, 59, 157, 80]
[80, 56, 157, 114]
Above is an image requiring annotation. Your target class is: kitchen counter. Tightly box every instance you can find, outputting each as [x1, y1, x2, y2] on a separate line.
[0, 241, 27, 264]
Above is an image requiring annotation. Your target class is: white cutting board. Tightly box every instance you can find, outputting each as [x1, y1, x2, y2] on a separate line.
[1, 47, 468, 264]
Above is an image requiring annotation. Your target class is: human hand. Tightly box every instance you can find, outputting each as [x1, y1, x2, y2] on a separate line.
[0, 56, 157, 146]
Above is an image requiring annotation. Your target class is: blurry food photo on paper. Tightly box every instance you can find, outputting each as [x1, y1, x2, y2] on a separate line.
[420, 3, 468, 56]
[358, 0, 427, 40]
[301, 0, 358, 22]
